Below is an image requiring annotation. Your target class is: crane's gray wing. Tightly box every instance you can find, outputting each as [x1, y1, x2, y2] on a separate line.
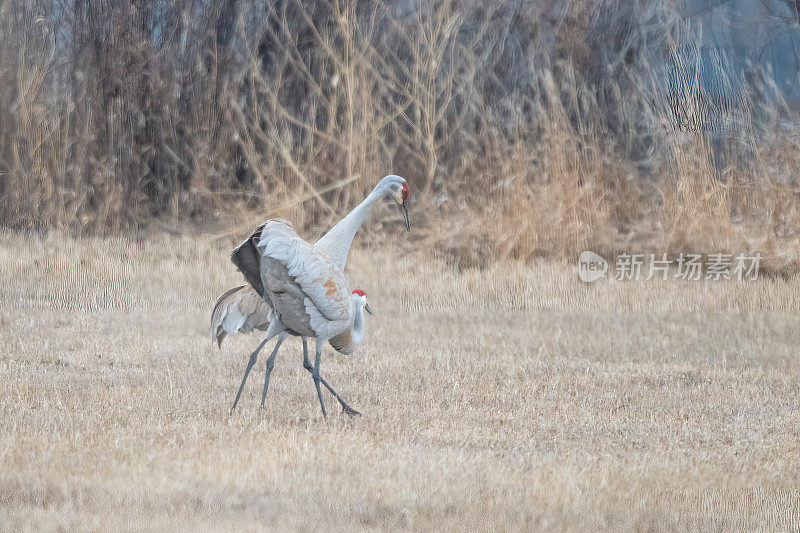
[231, 224, 265, 297]
[210, 285, 272, 347]
[257, 220, 352, 339]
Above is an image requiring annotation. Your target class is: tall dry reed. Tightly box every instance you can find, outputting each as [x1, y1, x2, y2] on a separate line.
[1, 0, 798, 271]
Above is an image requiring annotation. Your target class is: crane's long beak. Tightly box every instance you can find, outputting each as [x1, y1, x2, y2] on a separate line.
[365, 303, 373, 315]
[401, 199, 410, 231]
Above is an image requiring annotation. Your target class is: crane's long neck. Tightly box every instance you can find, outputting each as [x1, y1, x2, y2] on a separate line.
[350, 303, 365, 346]
[314, 185, 385, 270]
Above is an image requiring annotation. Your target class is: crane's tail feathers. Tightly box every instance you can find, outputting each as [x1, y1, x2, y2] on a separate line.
[210, 285, 272, 347]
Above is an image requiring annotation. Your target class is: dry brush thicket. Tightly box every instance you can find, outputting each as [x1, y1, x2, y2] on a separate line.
[1, 0, 799, 270]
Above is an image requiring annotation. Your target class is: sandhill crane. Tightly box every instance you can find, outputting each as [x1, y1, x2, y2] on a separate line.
[212, 174, 408, 345]
[224, 174, 409, 417]
[212, 284, 373, 414]
[227, 286, 373, 416]
[211, 285, 270, 347]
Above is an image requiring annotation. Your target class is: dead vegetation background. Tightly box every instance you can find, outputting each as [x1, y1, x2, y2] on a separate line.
[1, 0, 799, 270]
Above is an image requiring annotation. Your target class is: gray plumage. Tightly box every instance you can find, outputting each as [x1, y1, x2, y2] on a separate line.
[211, 283, 365, 354]
[210, 285, 271, 347]
[220, 175, 409, 417]
[231, 223, 266, 297]
[226, 220, 360, 417]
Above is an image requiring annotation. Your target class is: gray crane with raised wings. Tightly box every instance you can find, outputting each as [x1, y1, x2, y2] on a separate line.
[215, 175, 409, 417]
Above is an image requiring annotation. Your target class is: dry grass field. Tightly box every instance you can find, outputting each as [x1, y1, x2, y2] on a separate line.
[1, 229, 799, 530]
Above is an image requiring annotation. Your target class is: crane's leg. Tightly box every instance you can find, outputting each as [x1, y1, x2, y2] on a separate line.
[312, 338, 327, 418]
[302, 338, 360, 417]
[260, 332, 288, 408]
[230, 320, 283, 414]
[230, 337, 268, 414]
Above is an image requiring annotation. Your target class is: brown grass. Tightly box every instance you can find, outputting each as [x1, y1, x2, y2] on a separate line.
[1, 230, 799, 530]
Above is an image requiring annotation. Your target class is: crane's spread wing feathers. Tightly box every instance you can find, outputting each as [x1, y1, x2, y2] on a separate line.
[231, 224, 266, 297]
[210, 285, 272, 347]
[257, 220, 352, 339]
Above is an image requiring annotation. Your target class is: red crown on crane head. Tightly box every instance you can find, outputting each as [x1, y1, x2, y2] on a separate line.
[352, 289, 366, 297]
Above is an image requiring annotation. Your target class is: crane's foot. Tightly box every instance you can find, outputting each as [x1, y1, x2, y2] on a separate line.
[342, 404, 361, 417]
